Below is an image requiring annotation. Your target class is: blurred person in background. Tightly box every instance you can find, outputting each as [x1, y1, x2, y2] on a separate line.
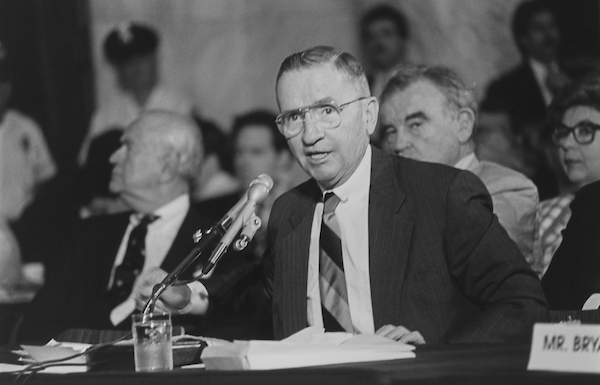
[541, 179, 600, 310]
[78, 22, 193, 164]
[197, 109, 294, 257]
[480, 0, 570, 200]
[0, 40, 56, 297]
[379, 64, 538, 263]
[19, 111, 211, 343]
[532, 72, 600, 278]
[191, 117, 238, 202]
[359, 3, 410, 144]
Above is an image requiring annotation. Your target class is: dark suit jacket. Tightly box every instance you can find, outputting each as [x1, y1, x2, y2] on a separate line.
[18, 207, 211, 343]
[481, 61, 561, 200]
[481, 61, 547, 131]
[194, 192, 274, 340]
[542, 180, 600, 309]
[265, 148, 548, 343]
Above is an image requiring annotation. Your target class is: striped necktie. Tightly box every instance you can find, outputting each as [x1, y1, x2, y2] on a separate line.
[319, 192, 353, 332]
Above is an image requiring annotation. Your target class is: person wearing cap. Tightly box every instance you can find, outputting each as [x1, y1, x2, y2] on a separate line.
[78, 22, 193, 164]
[0, 41, 56, 296]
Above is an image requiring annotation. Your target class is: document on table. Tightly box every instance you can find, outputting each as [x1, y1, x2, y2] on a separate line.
[2, 341, 91, 374]
[201, 326, 416, 370]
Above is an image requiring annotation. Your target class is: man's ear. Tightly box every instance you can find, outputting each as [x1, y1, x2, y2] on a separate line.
[365, 97, 379, 136]
[456, 108, 475, 144]
[159, 151, 180, 183]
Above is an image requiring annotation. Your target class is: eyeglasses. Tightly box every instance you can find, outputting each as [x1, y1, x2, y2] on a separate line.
[275, 97, 369, 138]
[551, 121, 600, 145]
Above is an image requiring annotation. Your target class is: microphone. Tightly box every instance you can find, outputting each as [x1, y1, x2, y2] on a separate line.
[200, 174, 273, 276]
[141, 174, 273, 316]
[209, 174, 272, 232]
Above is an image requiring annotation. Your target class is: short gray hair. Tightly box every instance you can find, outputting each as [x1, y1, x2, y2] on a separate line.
[137, 110, 203, 184]
[276, 45, 370, 97]
[381, 64, 478, 123]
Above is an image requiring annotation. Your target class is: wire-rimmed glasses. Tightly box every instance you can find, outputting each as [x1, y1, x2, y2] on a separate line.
[275, 96, 369, 138]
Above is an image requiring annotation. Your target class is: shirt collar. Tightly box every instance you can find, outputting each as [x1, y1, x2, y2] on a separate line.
[453, 153, 476, 170]
[130, 194, 190, 225]
[322, 145, 372, 204]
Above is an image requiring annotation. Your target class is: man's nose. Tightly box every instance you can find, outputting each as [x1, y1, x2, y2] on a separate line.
[301, 112, 325, 145]
[109, 145, 125, 164]
[392, 130, 411, 154]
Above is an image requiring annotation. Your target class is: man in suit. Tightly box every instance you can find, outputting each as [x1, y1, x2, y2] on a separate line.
[359, 3, 410, 143]
[379, 64, 539, 265]
[542, 180, 600, 310]
[136, 46, 548, 344]
[481, 0, 570, 199]
[18, 110, 211, 343]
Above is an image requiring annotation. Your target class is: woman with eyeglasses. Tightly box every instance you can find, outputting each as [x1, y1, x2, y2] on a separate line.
[532, 72, 600, 279]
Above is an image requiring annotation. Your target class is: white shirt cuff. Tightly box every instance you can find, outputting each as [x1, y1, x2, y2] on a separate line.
[178, 281, 209, 315]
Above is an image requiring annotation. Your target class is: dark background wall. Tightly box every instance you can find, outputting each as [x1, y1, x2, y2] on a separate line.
[0, 0, 94, 172]
[0, 0, 94, 267]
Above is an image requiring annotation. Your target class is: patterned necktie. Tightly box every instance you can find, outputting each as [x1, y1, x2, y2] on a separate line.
[108, 214, 158, 300]
[319, 192, 353, 332]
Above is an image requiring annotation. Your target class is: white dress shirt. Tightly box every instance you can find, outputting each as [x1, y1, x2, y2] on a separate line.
[307, 145, 374, 334]
[110, 194, 190, 325]
[529, 58, 558, 106]
[454, 152, 476, 170]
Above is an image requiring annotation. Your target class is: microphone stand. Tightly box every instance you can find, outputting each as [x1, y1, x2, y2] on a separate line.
[142, 220, 229, 317]
[141, 173, 273, 317]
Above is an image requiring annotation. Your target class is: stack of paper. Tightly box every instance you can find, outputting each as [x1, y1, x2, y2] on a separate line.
[15, 342, 90, 373]
[201, 327, 415, 370]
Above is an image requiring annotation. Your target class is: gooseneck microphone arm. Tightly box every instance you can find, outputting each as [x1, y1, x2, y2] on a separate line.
[141, 174, 274, 317]
[142, 222, 226, 317]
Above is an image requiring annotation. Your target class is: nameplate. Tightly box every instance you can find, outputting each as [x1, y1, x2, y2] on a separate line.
[528, 323, 600, 373]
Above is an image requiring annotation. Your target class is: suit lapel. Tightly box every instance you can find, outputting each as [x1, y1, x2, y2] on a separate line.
[520, 63, 547, 117]
[160, 208, 209, 279]
[368, 149, 414, 328]
[280, 182, 321, 336]
[81, 212, 131, 293]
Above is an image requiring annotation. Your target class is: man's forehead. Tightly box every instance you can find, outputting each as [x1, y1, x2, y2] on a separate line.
[388, 80, 445, 108]
[126, 121, 159, 144]
[277, 64, 353, 108]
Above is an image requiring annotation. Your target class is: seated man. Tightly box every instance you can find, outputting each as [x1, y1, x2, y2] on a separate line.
[18, 111, 211, 343]
[542, 180, 600, 310]
[379, 64, 539, 263]
[136, 46, 548, 344]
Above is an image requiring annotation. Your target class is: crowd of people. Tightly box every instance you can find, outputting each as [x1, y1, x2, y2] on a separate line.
[2, 0, 600, 345]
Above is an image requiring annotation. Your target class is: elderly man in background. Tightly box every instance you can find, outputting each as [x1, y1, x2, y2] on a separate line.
[379, 64, 539, 264]
[19, 111, 210, 343]
[136, 46, 547, 345]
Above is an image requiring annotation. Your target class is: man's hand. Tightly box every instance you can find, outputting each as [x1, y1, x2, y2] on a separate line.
[375, 324, 426, 345]
[133, 267, 192, 313]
